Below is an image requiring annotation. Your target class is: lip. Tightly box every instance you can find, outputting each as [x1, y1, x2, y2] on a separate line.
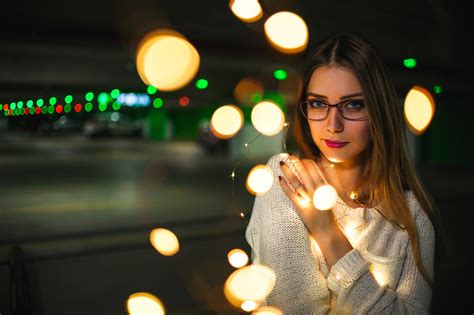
[324, 139, 349, 148]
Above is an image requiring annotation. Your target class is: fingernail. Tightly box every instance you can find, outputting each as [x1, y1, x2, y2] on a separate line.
[279, 161, 284, 166]
[278, 175, 282, 181]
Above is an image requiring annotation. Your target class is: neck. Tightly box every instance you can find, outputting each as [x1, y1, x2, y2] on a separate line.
[318, 154, 366, 206]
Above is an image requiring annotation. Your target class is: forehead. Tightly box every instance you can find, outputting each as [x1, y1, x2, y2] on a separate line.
[307, 66, 362, 97]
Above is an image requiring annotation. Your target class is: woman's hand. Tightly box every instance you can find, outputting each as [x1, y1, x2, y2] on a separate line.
[279, 153, 353, 267]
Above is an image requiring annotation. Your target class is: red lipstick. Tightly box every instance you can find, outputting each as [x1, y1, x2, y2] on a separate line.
[324, 139, 349, 148]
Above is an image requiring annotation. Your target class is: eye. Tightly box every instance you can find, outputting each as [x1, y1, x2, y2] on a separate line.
[308, 99, 327, 108]
[343, 100, 365, 110]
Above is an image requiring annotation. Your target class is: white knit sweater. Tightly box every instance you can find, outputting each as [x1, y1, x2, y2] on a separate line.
[245, 153, 434, 314]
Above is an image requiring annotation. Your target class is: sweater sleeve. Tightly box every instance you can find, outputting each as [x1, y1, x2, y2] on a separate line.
[245, 153, 331, 314]
[326, 193, 435, 314]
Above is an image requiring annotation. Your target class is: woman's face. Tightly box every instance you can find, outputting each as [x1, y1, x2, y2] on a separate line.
[306, 65, 371, 168]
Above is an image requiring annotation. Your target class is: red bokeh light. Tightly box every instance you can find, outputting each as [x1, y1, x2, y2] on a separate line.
[179, 96, 190, 107]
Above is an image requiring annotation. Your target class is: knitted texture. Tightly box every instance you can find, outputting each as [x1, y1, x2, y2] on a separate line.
[245, 153, 434, 314]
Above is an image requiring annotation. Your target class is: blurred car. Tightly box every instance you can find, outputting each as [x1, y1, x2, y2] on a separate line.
[52, 115, 83, 134]
[83, 112, 144, 138]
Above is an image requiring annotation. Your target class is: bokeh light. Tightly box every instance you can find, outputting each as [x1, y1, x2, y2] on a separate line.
[179, 96, 190, 107]
[227, 249, 249, 268]
[403, 58, 417, 69]
[404, 85, 435, 135]
[251, 101, 285, 136]
[241, 301, 259, 312]
[136, 29, 200, 91]
[229, 0, 263, 23]
[150, 228, 180, 256]
[210, 105, 244, 139]
[147, 85, 158, 95]
[234, 77, 264, 106]
[252, 306, 283, 315]
[153, 98, 164, 109]
[126, 292, 165, 315]
[246, 165, 274, 195]
[273, 69, 287, 80]
[312, 184, 338, 211]
[264, 12, 308, 53]
[195, 79, 209, 90]
[224, 264, 276, 308]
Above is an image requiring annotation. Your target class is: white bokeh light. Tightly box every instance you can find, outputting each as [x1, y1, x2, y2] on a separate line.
[150, 228, 180, 256]
[224, 264, 276, 308]
[404, 85, 435, 135]
[229, 0, 262, 23]
[251, 101, 285, 136]
[264, 12, 308, 53]
[127, 292, 165, 315]
[210, 105, 244, 139]
[246, 165, 274, 195]
[227, 248, 249, 268]
[312, 184, 338, 211]
[136, 29, 200, 91]
[252, 306, 283, 315]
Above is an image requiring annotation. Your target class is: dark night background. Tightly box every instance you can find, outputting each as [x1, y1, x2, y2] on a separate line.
[0, 0, 472, 314]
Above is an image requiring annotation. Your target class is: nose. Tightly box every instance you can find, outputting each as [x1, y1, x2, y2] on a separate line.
[326, 106, 344, 133]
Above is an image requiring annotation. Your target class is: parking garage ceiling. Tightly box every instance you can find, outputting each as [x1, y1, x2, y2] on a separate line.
[0, 0, 469, 104]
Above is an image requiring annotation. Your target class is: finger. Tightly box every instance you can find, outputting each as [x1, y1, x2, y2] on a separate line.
[286, 155, 316, 193]
[280, 162, 312, 201]
[303, 159, 328, 187]
[278, 175, 299, 204]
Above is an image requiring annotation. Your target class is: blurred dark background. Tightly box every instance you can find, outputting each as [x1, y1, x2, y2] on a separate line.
[0, 0, 472, 314]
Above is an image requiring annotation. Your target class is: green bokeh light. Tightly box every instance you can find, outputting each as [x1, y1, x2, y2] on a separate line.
[10, 103, 16, 110]
[99, 103, 107, 111]
[274, 69, 287, 80]
[111, 89, 120, 98]
[85, 102, 93, 112]
[195, 79, 209, 89]
[17, 101, 24, 109]
[27, 100, 33, 108]
[42, 107, 48, 114]
[403, 58, 417, 69]
[49, 97, 57, 106]
[98, 92, 109, 104]
[147, 85, 157, 95]
[65, 95, 73, 104]
[85, 92, 94, 102]
[153, 98, 163, 108]
[64, 104, 72, 113]
[48, 106, 55, 114]
[37, 99, 44, 106]
[433, 85, 442, 94]
[112, 101, 121, 111]
[251, 92, 263, 104]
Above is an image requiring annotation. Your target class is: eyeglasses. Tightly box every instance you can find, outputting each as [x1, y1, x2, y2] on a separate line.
[299, 99, 368, 121]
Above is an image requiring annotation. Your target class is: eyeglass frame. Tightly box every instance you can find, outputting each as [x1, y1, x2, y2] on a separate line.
[299, 99, 369, 121]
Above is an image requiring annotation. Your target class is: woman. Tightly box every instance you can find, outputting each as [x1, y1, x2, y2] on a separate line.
[245, 33, 446, 314]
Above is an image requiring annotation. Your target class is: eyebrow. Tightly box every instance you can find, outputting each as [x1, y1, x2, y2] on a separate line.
[306, 92, 364, 100]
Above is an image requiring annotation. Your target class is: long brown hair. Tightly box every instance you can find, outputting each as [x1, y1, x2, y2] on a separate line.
[294, 33, 448, 288]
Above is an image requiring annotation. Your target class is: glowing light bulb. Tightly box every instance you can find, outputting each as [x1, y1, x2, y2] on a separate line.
[241, 300, 259, 312]
[150, 228, 180, 256]
[224, 264, 276, 308]
[229, 0, 263, 23]
[404, 85, 435, 135]
[136, 29, 200, 91]
[227, 249, 249, 268]
[127, 292, 165, 315]
[312, 184, 338, 211]
[210, 105, 244, 139]
[251, 101, 285, 136]
[246, 165, 274, 195]
[264, 12, 308, 54]
[252, 306, 283, 315]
